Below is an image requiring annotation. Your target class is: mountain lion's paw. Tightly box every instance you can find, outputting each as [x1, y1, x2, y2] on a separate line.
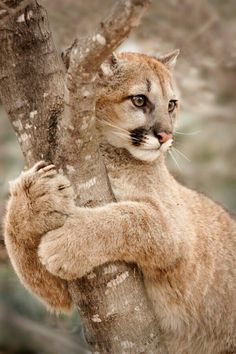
[38, 230, 83, 280]
[10, 161, 75, 232]
[9, 161, 57, 197]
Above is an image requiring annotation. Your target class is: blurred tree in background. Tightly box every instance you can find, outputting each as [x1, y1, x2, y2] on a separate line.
[0, 0, 235, 353]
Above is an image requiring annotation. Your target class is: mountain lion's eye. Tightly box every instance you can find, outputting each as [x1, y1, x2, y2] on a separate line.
[168, 99, 178, 113]
[131, 95, 147, 108]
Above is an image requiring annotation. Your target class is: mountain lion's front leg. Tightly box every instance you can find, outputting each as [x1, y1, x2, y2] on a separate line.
[39, 191, 186, 281]
[4, 162, 75, 311]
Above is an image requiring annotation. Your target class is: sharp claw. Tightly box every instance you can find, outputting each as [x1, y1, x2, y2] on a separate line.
[58, 184, 71, 190]
[34, 161, 49, 172]
[37, 164, 56, 176]
[41, 164, 56, 173]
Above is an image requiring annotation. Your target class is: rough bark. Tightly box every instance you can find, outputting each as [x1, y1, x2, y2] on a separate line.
[0, 0, 167, 352]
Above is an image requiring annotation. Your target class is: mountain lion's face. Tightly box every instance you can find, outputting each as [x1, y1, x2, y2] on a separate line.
[96, 51, 179, 162]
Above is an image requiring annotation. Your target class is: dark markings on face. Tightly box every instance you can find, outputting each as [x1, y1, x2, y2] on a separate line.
[142, 100, 155, 114]
[146, 79, 151, 93]
[130, 127, 147, 146]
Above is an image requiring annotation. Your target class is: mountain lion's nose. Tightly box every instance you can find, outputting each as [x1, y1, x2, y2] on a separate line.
[156, 132, 173, 144]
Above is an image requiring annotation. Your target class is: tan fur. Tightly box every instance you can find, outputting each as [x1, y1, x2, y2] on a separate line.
[4, 162, 73, 312]
[4, 53, 236, 353]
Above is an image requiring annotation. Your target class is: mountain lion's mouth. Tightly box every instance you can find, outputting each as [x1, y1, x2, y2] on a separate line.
[139, 138, 173, 153]
[160, 139, 173, 152]
[139, 147, 160, 151]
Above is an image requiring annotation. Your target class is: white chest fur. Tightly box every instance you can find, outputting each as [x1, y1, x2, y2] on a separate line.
[109, 174, 138, 201]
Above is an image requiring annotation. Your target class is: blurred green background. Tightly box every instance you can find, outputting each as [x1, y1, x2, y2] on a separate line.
[0, 0, 235, 353]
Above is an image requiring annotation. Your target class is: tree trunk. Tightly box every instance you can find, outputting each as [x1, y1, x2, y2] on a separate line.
[0, 0, 167, 352]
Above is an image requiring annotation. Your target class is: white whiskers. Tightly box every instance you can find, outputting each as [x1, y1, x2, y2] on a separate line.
[174, 130, 201, 136]
[97, 119, 129, 135]
[172, 147, 191, 162]
[97, 118, 149, 144]
[111, 130, 132, 140]
[168, 150, 181, 171]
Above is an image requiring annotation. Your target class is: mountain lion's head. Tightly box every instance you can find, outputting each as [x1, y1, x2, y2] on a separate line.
[96, 50, 179, 162]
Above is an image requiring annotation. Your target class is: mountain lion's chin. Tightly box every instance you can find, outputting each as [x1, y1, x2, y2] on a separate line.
[127, 146, 161, 162]
[127, 138, 173, 162]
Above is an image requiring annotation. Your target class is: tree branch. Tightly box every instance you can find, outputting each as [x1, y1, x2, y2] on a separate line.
[63, 0, 150, 73]
[0, 0, 167, 352]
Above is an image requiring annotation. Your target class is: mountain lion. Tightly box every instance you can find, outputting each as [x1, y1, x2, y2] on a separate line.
[4, 51, 236, 354]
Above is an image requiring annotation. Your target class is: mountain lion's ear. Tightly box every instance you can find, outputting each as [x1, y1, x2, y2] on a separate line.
[99, 52, 120, 77]
[157, 49, 180, 70]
